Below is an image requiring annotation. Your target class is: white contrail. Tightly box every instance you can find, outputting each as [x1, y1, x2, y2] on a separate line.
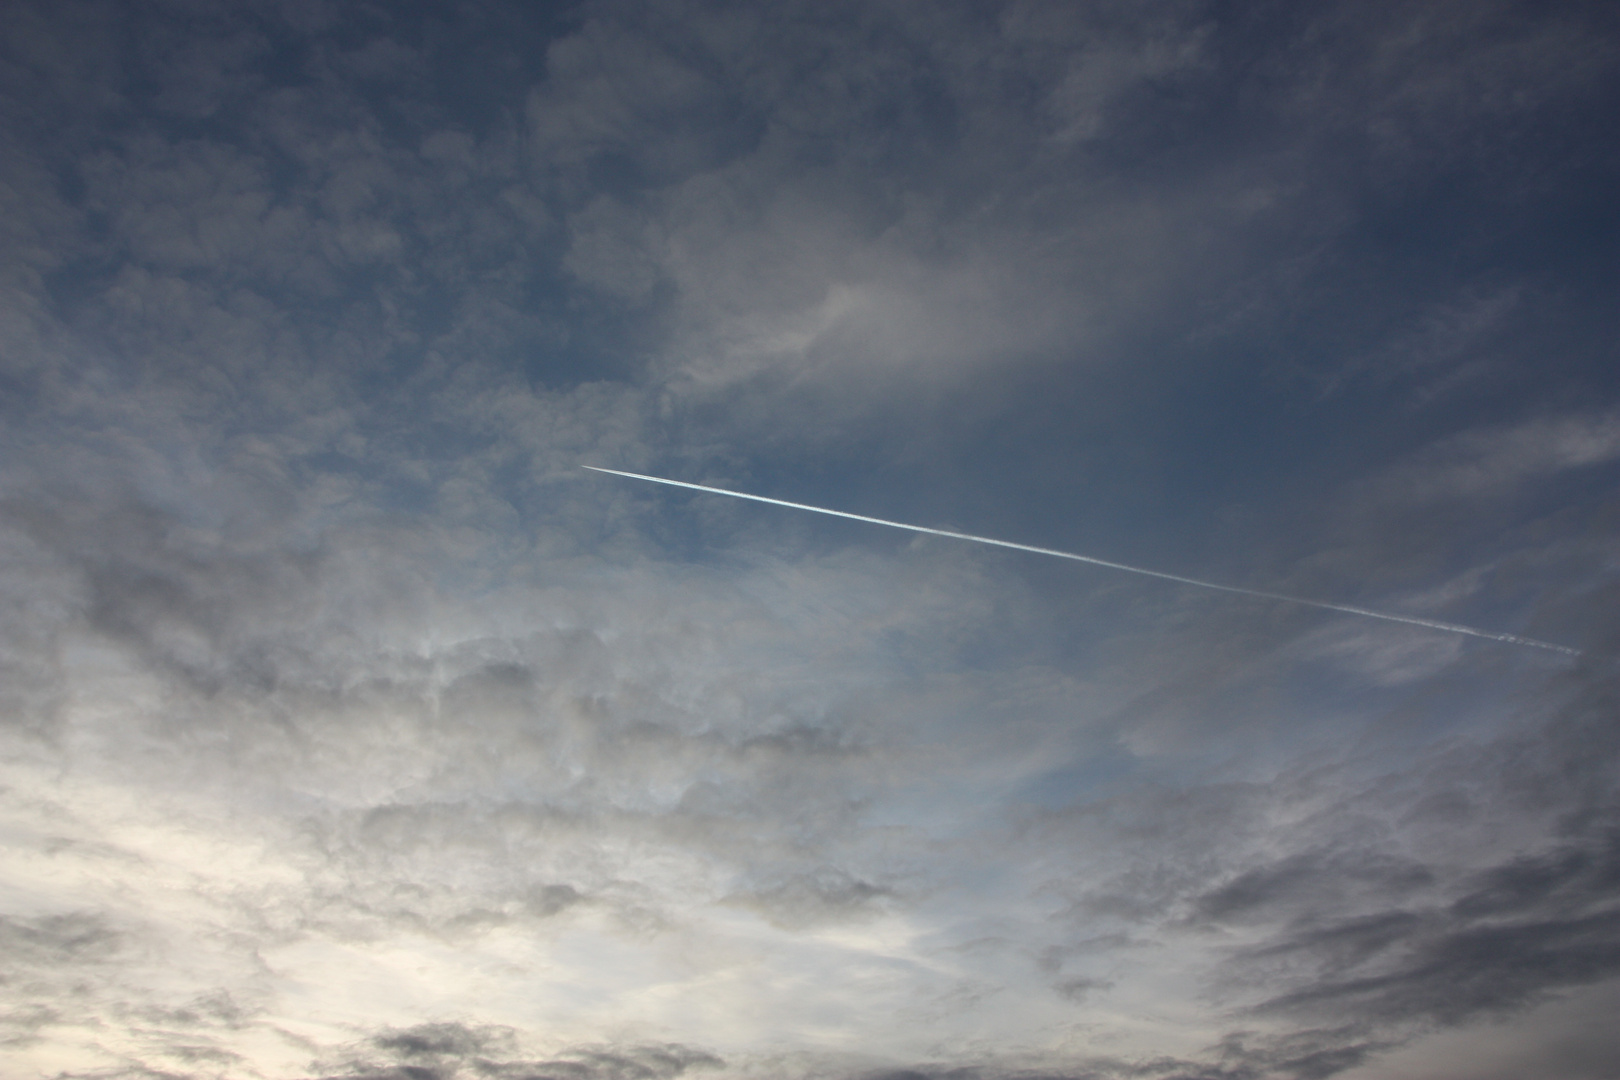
[583, 466, 1580, 656]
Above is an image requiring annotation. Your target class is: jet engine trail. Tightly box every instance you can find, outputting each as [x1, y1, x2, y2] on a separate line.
[583, 466, 1580, 656]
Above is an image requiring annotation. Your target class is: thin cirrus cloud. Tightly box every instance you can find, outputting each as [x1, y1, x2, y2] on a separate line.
[0, 2, 1617, 1079]
[1377, 411, 1620, 501]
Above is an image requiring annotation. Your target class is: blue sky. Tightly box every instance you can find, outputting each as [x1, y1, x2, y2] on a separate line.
[1, 2, 1618, 1078]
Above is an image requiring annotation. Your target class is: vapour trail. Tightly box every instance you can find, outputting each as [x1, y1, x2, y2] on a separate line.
[583, 466, 1580, 656]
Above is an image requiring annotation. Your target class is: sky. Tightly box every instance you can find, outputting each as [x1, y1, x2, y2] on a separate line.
[1, 2, 1618, 1078]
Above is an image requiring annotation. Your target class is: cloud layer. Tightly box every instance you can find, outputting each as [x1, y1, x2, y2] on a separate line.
[1, 1, 1617, 1078]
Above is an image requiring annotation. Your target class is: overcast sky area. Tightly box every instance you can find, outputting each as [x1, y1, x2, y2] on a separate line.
[2, 2, 1619, 1078]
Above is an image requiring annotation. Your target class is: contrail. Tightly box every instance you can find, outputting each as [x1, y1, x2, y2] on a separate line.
[583, 466, 1580, 656]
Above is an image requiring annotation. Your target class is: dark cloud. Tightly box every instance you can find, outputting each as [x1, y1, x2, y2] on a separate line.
[0, 910, 123, 964]
[312, 1025, 723, 1080]
[1230, 808, 1620, 1030]
[1194, 852, 1435, 924]
[1179, 664, 1620, 1055]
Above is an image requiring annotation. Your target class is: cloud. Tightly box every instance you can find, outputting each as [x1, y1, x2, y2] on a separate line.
[2, 1, 1618, 1078]
[0, 910, 123, 966]
[313, 1025, 725, 1080]
[1201, 664, 1620, 1036]
[515, 0, 1232, 414]
[1370, 411, 1620, 502]
[1261, 0, 1618, 182]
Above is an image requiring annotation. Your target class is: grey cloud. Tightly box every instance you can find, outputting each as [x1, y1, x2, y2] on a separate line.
[504, 0, 1618, 443]
[85, 136, 307, 276]
[1032, 780, 1279, 924]
[316, 1025, 723, 1080]
[1, 492, 323, 704]
[512, 0, 1230, 412]
[999, 0, 1210, 144]
[1050, 976, 1112, 1004]
[1263, 0, 1617, 182]
[1193, 852, 1435, 924]
[564, 196, 665, 301]
[4, 0, 1595, 460]
[969, 641, 1620, 1075]
[0, 1004, 59, 1049]
[0, 910, 123, 965]
[725, 866, 894, 928]
[1450, 831, 1620, 921]
[136, 10, 271, 120]
[135, 990, 252, 1029]
[1205, 671, 1620, 1039]
[372, 1021, 509, 1062]
[1199, 1029, 1395, 1080]
[527, 14, 744, 191]
[0, 911, 262, 1071]
[2, 44, 560, 425]
[1, 458, 1019, 961]
[50, 1070, 200, 1080]
[1255, 906, 1620, 1027]
[333, 37, 421, 84]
